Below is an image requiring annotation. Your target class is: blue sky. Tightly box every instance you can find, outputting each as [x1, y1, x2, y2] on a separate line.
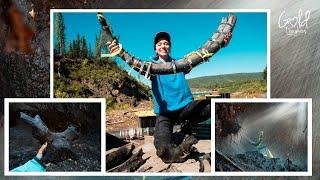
[55, 12, 267, 86]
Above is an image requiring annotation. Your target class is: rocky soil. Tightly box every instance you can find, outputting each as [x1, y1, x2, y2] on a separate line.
[216, 150, 306, 171]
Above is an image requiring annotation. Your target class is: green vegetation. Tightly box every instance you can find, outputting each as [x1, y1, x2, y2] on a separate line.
[66, 34, 92, 59]
[187, 72, 264, 89]
[54, 14, 102, 60]
[54, 58, 151, 110]
[219, 80, 267, 93]
[54, 13, 150, 110]
[54, 12, 66, 56]
[187, 72, 267, 97]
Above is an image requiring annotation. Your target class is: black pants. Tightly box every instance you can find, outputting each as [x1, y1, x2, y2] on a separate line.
[154, 99, 211, 149]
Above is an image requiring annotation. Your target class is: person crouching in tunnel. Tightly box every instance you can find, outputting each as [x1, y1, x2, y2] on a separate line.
[11, 142, 48, 172]
[108, 32, 231, 163]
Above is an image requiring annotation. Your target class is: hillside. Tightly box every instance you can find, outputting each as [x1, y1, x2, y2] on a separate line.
[187, 72, 267, 98]
[187, 72, 264, 89]
[54, 57, 151, 110]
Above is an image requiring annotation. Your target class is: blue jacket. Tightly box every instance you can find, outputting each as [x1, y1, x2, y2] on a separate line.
[10, 157, 46, 172]
[151, 56, 193, 115]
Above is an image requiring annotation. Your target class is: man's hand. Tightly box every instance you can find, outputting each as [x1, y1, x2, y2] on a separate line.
[106, 39, 121, 54]
[36, 142, 48, 160]
[223, 32, 232, 47]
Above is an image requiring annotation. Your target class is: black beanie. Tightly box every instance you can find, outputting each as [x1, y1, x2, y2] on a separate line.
[154, 32, 171, 50]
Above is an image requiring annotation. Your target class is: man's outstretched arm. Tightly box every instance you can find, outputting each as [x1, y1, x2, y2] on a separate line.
[98, 13, 236, 78]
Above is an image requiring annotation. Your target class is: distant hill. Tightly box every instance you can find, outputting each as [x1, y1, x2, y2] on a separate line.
[187, 72, 264, 89]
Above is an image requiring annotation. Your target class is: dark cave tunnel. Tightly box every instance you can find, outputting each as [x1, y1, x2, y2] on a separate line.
[216, 102, 308, 170]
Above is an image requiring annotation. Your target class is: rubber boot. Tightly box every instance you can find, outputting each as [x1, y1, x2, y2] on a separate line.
[156, 135, 198, 163]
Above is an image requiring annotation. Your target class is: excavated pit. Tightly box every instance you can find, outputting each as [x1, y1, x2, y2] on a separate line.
[9, 103, 101, 171]
[216, 102, 308, 171]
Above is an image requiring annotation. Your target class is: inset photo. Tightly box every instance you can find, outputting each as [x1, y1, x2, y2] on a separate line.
[214, 99, 312, 176]
[51, 9, 268, 174]
[4, 98, 105, 175]
[52, 10, 269, 100]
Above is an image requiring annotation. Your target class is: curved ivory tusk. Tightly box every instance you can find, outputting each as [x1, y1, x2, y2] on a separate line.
[97, 12, 237, 78]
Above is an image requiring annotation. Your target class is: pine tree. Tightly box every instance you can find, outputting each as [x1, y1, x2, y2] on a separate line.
[99, 30, 110, 56]
[74, 34, 81, 58]
[55, 13, 66, 57]
[88, 43, 93, 59]
[95, 32, 101, 60]
[68, 42, 73, 58]
[72, 40, 76, 58]
[263, 67, 267, 81]
[81, 36, 88, 58]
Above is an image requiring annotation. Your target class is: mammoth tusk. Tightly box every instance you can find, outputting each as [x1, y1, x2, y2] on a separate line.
[97, 13, 237, 78]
